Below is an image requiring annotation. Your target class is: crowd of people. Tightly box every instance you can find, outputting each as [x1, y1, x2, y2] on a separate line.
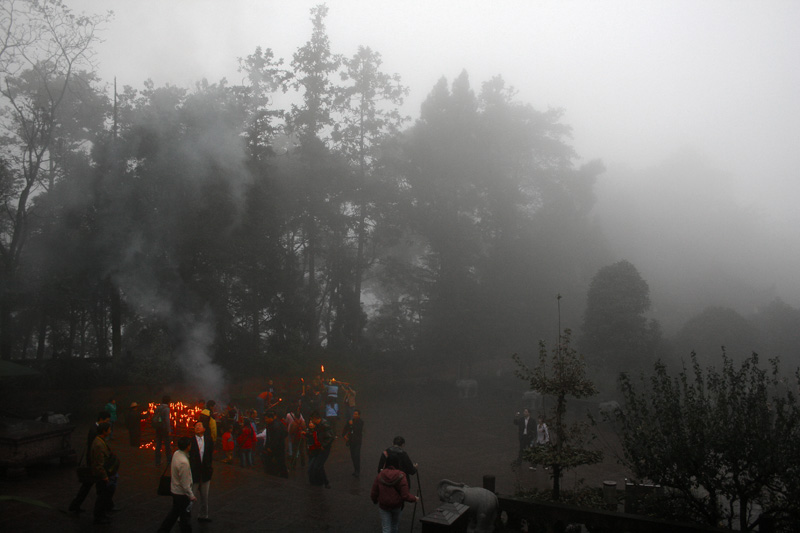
[67, 381, 554, 531]
[67, 375, 425, 532]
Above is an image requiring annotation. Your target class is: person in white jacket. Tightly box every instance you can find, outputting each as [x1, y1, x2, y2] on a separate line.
[534, 416, 551, 471]
[157, 437, 196, 532]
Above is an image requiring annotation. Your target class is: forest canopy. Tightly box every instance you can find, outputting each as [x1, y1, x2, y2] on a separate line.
[2, 2, 798, 392]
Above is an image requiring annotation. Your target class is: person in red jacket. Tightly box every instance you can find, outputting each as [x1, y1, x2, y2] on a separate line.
[371, 454, 418, 533]
[220, 422, 235, 464]
[237, 417, 256, 467]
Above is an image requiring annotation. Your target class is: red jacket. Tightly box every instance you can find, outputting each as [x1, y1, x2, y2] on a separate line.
[370, 467, 416, 511]
[221, 431, 235, 452]
[237, 425, 256, 449]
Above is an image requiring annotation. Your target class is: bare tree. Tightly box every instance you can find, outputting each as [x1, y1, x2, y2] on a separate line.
[0, 0, 110, 359]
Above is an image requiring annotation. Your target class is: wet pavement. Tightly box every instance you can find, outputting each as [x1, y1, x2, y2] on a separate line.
[1, 377, 629, 532]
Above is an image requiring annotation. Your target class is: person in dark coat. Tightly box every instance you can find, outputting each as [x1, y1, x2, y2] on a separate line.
[69, 411, 110, 513]
[153, 395, 172, 467]
[513, 408, 534, 467]
[264, 411, 288, 478]
[125, 402, 145, 447]
[190, 421, 213, 522]
[377, 435, 418, 487]
[342, 409, 364, 477]
[90, 422, 119, 524]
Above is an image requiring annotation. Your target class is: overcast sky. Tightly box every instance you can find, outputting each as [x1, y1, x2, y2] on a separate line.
[72, 0, 799, 258]
[70, 0, 798, 205]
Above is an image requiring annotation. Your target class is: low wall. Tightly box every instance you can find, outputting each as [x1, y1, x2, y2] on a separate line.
[498, 495, 730, 533]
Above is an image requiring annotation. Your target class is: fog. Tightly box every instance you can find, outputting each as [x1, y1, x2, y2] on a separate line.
[71, 0, 798, 301]
[8, 0, 784, 382]
[3, 5, 800, 523]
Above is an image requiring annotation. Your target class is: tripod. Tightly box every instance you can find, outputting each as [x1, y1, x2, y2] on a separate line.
[409, 468, 425, 532]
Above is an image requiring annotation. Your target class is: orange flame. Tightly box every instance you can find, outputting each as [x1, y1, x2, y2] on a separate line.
[321, 365, 325, 373]
[139, 401, 202, 450]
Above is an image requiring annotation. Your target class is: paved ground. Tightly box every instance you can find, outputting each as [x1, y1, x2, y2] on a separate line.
[1, 376, 630, 532]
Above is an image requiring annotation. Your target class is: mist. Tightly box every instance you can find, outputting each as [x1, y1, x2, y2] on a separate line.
[593, 148, 800, 335]
[4, 0, 799, 388]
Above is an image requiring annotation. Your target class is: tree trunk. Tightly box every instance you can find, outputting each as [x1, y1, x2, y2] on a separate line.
[36, 308, 47, 359]
[67, 308, 77, 359]
[552, 464, 562, 500]
[0, 297, 11, 360]
[306, 218, 319, 348]
[110, 284, 121, 358]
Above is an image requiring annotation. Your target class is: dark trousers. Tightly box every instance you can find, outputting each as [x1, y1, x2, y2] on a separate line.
[93, 479, 115, 519]
[70, 480, 93, 510]
[157, 494, 192, 533]
[265, 446, 288, 478]
[349, 442, 361, 475]
[517, 435, 533, 464]
[308, 447, 330, 486]
[155, 429, 172, 465]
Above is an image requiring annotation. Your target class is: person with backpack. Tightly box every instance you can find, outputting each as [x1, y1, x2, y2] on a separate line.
[153, 395, 172, 467]
[371, 453, 418, 533]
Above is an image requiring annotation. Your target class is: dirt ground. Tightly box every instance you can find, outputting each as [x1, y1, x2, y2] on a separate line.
[0, 374, 631, 532]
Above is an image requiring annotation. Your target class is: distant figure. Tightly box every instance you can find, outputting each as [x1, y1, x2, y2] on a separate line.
[220, 422, 235, 464]
[90, 422, 120, 525]
[125, 402, 144, 447]
[306, 410, 334, 488]
[153, 396, 172, 467]
[325, 398, 340, 435]
[157, 436, 195, 533]
[342, 409, 364, 477]
[264, 410, 288, 478]
[286, 403, 307, 470]
[533, 416, 550, 471]
[104, 398, 117, 439]
[237, 417, 256, 467]
[371, 453, 418, 533]
[198, 399, 218, 444]
[341, 383, 357, 421]
[513, 408, 534, 467]
[378, 436, 418, 488]
[69, 411, 111, 514]
[256, 380, 275, 417]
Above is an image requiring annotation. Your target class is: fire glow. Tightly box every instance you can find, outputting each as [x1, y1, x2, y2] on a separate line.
[139, 401, 201, 450]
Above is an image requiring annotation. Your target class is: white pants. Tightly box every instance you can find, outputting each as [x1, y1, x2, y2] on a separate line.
[192, 480, 210, 518]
